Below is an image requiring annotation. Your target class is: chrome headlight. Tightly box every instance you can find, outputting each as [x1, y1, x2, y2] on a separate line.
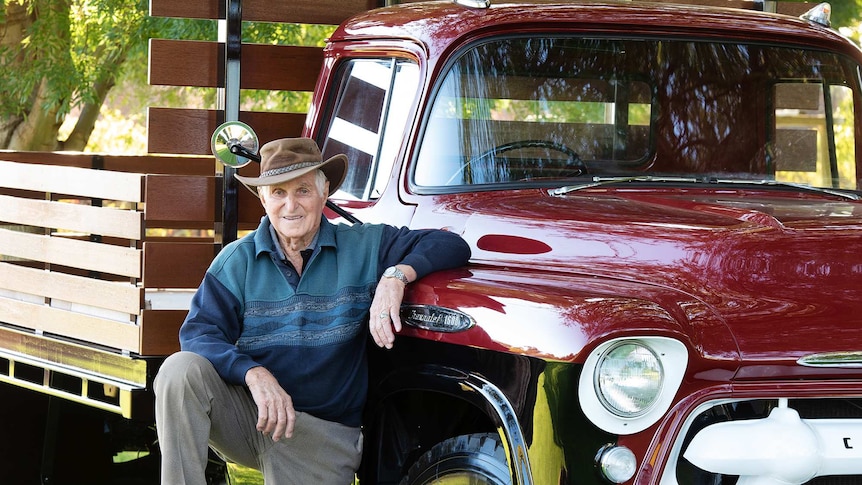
[579, 337, 688, 435]
[595, 342, 664, 417]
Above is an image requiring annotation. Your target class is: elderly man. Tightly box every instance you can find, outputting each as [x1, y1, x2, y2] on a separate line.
[154, 138, 471, 484]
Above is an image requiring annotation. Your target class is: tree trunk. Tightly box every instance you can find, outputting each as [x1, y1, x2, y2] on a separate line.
[60, 75, 116, 151]
[1, 0, 73, 151]
[0, 2, 33, 147]
[8, 76, 63, 151]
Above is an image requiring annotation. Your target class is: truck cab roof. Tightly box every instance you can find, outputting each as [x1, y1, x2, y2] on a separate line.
[331, 1, 855, 56]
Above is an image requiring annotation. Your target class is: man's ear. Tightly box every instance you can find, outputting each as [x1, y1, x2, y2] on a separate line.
[323, 180, 330, 198]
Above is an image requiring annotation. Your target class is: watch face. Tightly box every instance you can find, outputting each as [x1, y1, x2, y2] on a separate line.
[384, 266, 407, 283]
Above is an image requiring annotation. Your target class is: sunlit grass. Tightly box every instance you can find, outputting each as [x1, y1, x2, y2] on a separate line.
[227, 463, 264, 484]
[113, 451, 151, 463]
[227, 463, 359, 484]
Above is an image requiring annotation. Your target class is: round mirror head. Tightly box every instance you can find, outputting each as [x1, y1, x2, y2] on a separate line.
[211, 121, 259, 168]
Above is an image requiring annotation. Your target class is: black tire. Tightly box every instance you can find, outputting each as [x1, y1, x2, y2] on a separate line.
[400, 433, 512, 485]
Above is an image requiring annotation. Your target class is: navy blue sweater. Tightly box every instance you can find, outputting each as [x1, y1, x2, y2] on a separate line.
[179, 216, 471, 426]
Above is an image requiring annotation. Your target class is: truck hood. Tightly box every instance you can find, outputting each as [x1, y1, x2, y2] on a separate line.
[447, 187, 862, 363]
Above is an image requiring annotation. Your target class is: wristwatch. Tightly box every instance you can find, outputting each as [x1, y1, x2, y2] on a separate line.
[383, 266, 410, 284]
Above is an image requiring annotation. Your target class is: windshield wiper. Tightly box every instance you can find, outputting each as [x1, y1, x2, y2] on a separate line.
[710, 179, 861, 201]
[549, 175, 700, 196]
[550, 176, 861, 201]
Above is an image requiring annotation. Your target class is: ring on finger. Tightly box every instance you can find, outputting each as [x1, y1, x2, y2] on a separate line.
[379, 311, 389, 319]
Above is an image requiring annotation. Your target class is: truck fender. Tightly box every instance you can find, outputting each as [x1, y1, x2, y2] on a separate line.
[369, 364, 534, 485]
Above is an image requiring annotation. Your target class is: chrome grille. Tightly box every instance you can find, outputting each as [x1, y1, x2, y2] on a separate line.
[675, 398, 862, 485]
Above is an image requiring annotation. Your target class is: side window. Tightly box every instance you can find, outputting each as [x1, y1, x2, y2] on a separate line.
[774, 82, 857, 190]
[320, 58, 419, 200]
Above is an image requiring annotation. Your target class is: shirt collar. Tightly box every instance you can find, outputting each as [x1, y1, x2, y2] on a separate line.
[254, 215, 337, 258]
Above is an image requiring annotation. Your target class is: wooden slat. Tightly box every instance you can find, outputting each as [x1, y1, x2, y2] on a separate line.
[147, 108, 306, 155]
[0, 195, 143, 240]
[139, 309, 184, 355]
[0, 160, 144, 202]
[230, 171, 266, 224]
[776, 3, 812, 16]
[148, 39, 215, 88]
[0, 151, 215, 176]
[143, 242, 214, 288]
[0, 263, 142, 315]
[0, 150, 91, 169]
[149, 40, 323, 91]
[0, 298, 140, 352]
[99, 155, 215, 176]
[238, 186, 265, 224]
[145, 175, 216, 223]
[0, 228, 141, 278]
[149, 0, 381, 24]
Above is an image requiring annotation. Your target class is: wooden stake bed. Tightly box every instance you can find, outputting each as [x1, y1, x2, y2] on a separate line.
[0, 153, 265, 417]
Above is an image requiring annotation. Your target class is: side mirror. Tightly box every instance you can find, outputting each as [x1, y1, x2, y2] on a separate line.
[211, 121, 260, 168]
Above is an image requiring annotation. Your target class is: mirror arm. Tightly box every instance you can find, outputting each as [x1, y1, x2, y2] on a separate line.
[230, 144, 261, 163]
[326, 201, 362, 225]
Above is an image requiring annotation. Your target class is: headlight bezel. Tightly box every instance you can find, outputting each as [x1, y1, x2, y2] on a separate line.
[594, 341, 665, 418]
[579, 336, 688, 435]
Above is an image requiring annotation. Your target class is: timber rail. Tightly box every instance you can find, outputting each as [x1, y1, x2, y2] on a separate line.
[0, 151, 263, 418]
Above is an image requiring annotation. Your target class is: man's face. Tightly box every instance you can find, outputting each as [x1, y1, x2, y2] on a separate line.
[260, 171, 329, 245]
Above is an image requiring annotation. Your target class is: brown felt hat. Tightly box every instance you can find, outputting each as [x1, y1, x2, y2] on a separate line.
[234, 138, 347, 194]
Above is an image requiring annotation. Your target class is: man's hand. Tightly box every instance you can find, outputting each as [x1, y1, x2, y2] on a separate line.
[245, 366, 295, 441]
[370, 264, 416, 349]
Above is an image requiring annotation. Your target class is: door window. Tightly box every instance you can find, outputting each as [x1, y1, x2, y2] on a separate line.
[320, 58, 420, 200]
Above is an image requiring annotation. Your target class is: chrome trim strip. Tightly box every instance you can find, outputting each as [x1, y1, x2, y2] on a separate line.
[0, 352, 139, 418]
[0, 325, 150, 418]
[797, 351, 862, 368]
[454, 0, 491, 8]
[461, 372, 534, 485]
[373, 366, 534, 484]
[0, 325, 148, 385]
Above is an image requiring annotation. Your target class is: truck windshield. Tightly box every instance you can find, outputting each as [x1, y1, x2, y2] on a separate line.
[414, 36, 860, 193]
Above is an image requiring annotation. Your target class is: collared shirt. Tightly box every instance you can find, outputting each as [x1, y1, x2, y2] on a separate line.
[268, 224, 317, 288]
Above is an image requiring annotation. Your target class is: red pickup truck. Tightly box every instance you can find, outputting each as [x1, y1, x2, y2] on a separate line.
[1, 1, 861, 484]
[295, 2, 862, 484]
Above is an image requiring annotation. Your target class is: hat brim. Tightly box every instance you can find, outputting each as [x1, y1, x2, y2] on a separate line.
[235, 153, 348, 196]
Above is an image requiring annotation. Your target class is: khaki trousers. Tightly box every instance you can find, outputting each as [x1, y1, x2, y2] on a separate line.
[154, 351, 363, 485]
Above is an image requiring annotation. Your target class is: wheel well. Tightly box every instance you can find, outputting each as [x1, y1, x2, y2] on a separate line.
[363, 387, 499, 484]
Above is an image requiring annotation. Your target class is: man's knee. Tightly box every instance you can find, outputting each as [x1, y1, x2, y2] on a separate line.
[155, 351, 214, 397]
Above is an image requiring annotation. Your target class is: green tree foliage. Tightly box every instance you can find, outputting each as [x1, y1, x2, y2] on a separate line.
[0, 0, 331, 152]
[0, 0, 209, 150]
[0, 1, 858, 153]
[831, 0, 862, 29]
[0, 0, 159, 150]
